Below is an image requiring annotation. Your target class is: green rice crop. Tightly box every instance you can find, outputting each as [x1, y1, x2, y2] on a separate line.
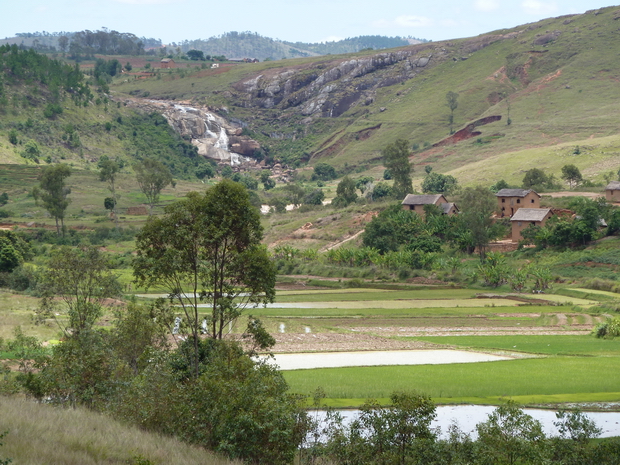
[251, 304, 573, 318]
[406, 335, 620, 356]
[275, 289, 479, 302]
[284, 358, 620, 401]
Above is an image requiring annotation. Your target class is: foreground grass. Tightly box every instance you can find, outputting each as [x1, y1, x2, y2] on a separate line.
[406, 335, 620, 356]
[0, 396, 238, 465]
[284, 357, 620, 406]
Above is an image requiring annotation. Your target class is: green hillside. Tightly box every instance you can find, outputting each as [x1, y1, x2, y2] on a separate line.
[110, 5, 620, 187]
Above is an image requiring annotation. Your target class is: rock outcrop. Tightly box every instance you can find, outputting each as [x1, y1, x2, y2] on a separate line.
[119, 98, 261, 166]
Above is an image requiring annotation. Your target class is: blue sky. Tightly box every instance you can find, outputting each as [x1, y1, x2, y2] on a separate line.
[1, 1, 616, 44]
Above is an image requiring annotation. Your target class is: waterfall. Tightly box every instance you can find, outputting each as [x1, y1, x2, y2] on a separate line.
[215, 127, 229, 150]
[203, 121, 218, 139]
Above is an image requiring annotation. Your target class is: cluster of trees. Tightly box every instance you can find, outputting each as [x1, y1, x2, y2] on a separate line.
[363, 187, 505, 259]
[284, 35, 425, 55]
[176, 32, 281, 61]
[0, 45, 91, 108]
[31, 157, 175, 237]
[304, 395, 617, 464]
[421, 166, 458, 195]
[66, 29, 146, 57]
[522, 197, 620, 249]
[10, 181, 306, 464]
[173, 32, 423, 61]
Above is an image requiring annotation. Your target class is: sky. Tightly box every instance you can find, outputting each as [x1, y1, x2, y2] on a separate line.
[1, 0, 617, 45]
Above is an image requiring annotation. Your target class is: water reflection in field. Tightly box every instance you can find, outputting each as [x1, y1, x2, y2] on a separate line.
[313, 406, 620, 439]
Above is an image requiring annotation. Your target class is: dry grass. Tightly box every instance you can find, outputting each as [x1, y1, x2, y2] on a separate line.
[0, 396, 238, 465]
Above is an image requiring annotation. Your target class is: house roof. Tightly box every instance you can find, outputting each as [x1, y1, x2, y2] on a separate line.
[605, 181, 620, 190]
[510, 208, 552, 222]
[160, 58, 175, 63]
[441, 202, 458, 214]
[495, 188, 540, 198]
[401, 194, 445, 205]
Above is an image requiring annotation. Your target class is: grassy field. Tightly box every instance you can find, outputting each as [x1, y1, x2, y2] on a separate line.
[284, 357, 620, 407]
[406, 334, 620, 356]
[0, 396, 238, 465]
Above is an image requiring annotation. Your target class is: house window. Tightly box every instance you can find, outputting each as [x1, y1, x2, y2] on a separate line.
[531, 222, 535, 226]
[517, 199, 521, 204]
[518, 221, 522, 226]
[531, 199, 535, 203]
[502, 199, 505, 203]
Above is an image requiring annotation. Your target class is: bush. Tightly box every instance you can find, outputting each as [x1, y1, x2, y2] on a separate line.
[311, 163, 338, 181]
[303, 189, 325, 206]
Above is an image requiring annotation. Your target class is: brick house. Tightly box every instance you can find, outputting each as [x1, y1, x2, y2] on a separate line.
[160, 58, 176, 69]
[401, 194, 458, 217]
[605, 181, 620, 202]
[496, 188, 541, 218]
[510, 207, 553, 242]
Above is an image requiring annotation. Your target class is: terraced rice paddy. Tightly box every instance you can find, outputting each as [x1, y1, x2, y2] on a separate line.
[256, 285, 620, 407]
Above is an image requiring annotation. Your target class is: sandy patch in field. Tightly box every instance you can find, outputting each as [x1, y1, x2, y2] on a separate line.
[265, 349, 513, 370]
[273, 332, 436, 353]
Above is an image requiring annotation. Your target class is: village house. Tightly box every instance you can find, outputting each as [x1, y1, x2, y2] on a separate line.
[495, 188, 541, 218]
[510, 207, 553, 242]
[401, 194, 458, 217]
[160, 58, 176, 69]
[605, 181, 620, 202]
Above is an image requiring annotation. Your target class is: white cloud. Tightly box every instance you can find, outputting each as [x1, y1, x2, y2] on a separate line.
[395, 15, 434, 28]
[373, 15, 433, 29]
[395, 15, 433, 28]
[474, 0, 500, 12]
[521, 0, 557, 15]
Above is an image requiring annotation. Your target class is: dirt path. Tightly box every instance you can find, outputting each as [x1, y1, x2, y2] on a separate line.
[320, 229, 365, 252]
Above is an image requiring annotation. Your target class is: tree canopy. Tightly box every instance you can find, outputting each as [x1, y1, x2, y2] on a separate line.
[32, 164, 72, 236]
[133, 179, 276, 377]
[421, 172, 458, 195]
[382, 139, 413, 200]
[561, 164, 583, 189]
[459, 186, 506, 259]
[134, 158, 174, 215]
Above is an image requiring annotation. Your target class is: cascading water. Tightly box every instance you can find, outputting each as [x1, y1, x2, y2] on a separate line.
[203, 121, 218, 139]
[215, 127, 229, 150]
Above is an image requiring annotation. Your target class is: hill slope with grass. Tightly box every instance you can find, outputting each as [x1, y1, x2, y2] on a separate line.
[111, 5, 620, 187]
[0, 396, 237, 465]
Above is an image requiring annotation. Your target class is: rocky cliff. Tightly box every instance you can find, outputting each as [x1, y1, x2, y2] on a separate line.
[119, 97, 261, 166]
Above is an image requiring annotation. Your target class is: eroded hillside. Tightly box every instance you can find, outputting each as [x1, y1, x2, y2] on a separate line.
[113, 5, 620, 180]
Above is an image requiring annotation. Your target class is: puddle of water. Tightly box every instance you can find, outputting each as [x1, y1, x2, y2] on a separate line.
[279, 323, 286, 333]
[305, 326, 312, 333]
